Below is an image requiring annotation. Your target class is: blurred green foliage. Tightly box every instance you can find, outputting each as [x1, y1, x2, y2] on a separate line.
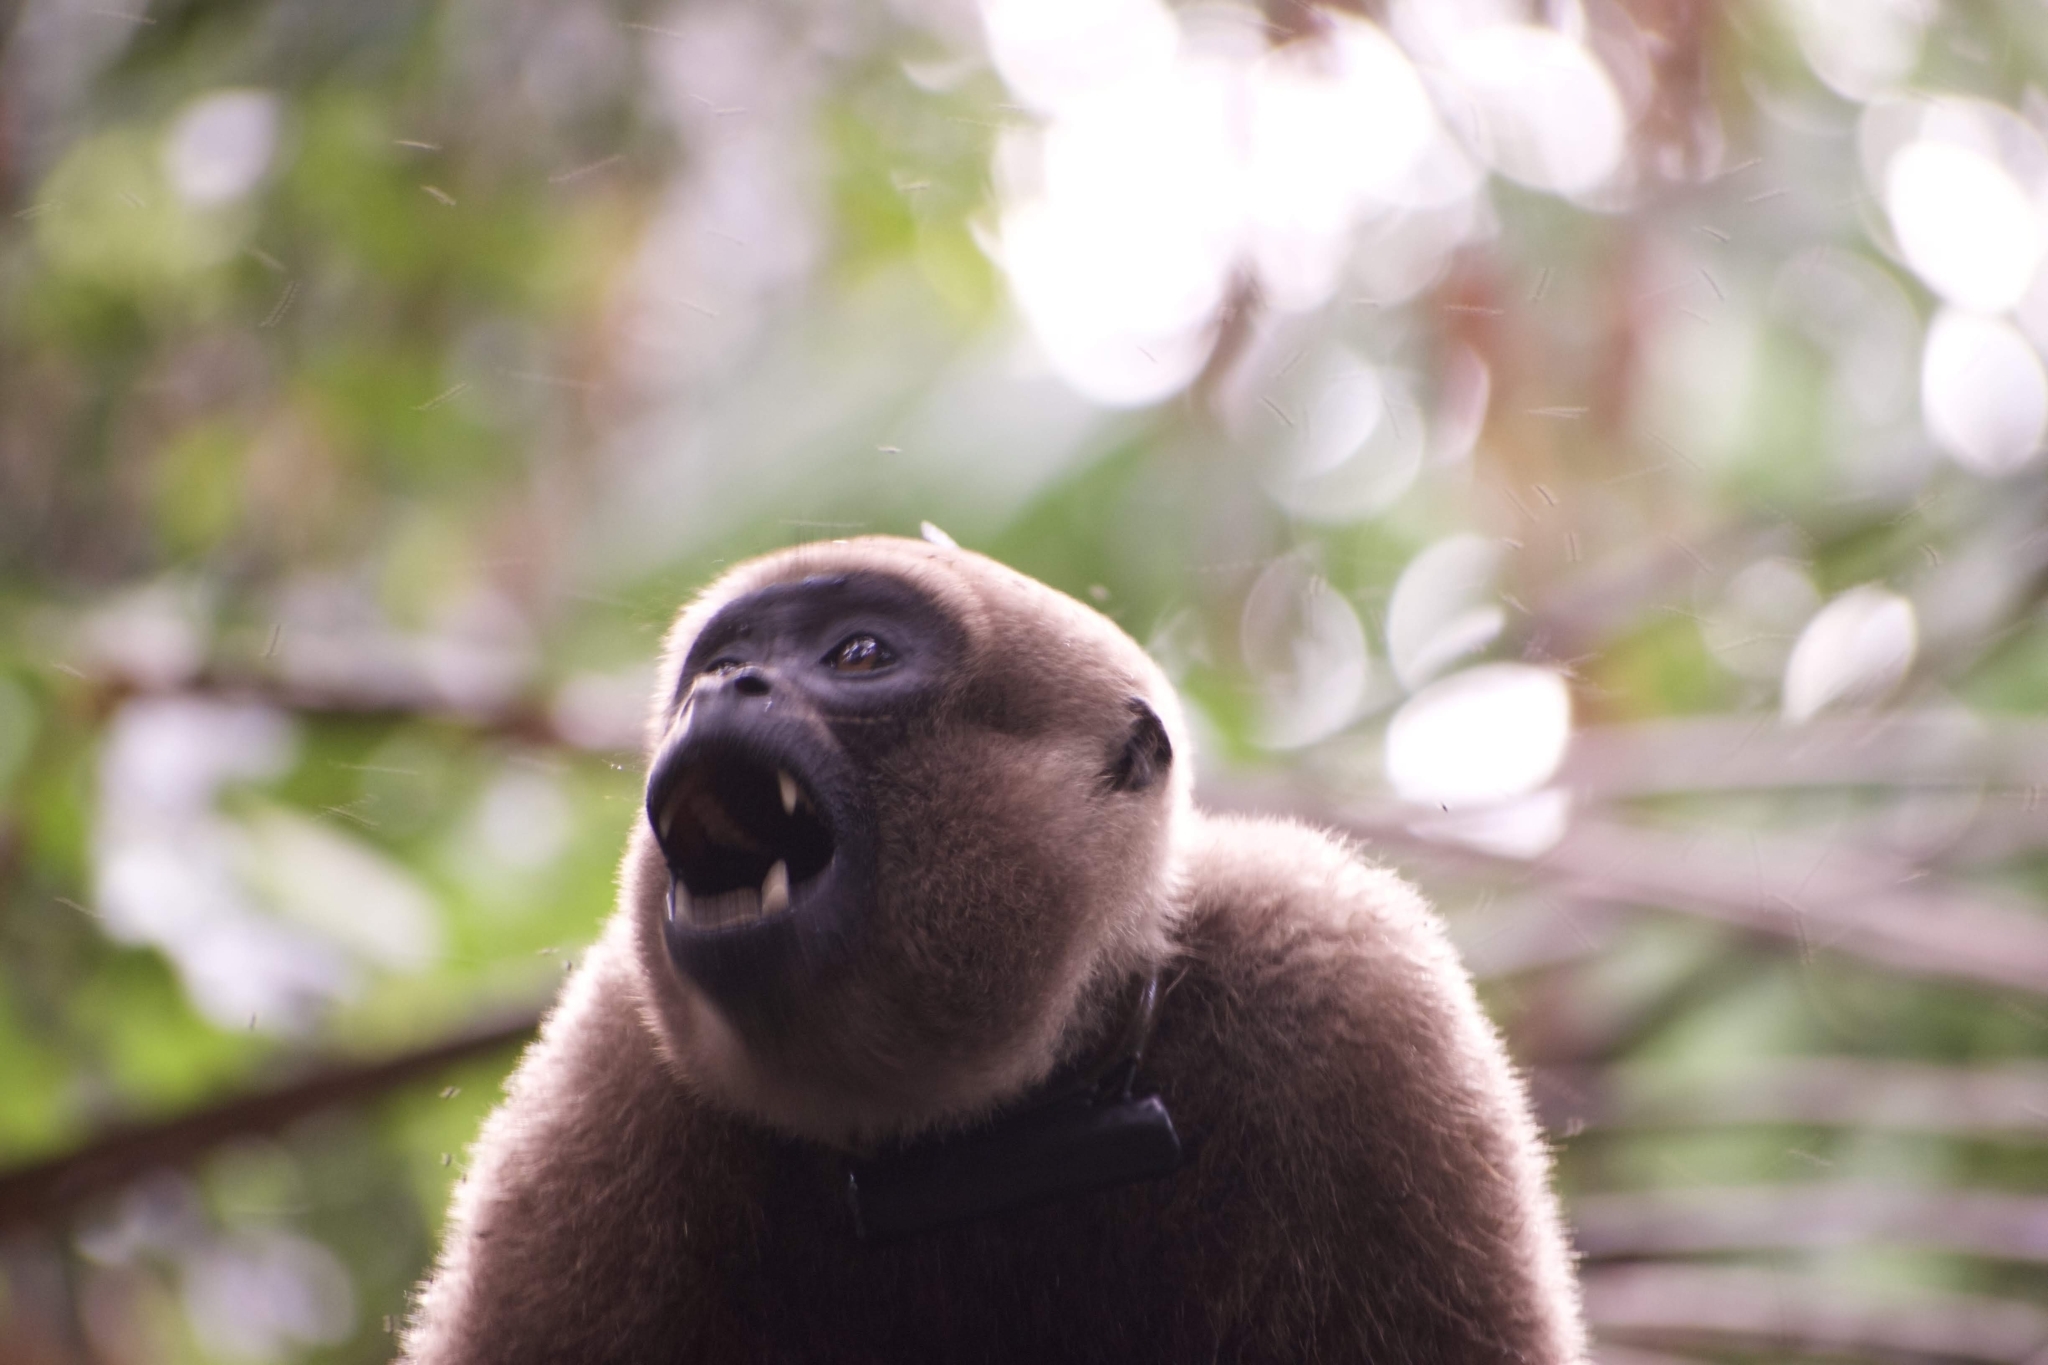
[3, 0, 2048, 1359]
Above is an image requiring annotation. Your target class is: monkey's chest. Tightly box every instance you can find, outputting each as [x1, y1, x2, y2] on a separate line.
[713, 1167, 1213, 1365]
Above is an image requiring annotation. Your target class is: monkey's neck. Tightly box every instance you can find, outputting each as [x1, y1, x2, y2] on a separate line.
[843, 968, 1182, 1239]
[1044, 965, 1168, 1104]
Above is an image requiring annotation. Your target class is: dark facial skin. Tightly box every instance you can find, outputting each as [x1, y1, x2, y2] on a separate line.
[645, 572, 965, 1036]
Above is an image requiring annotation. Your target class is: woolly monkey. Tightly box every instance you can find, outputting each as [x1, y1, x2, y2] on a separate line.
[404, 536, 1584, 1364]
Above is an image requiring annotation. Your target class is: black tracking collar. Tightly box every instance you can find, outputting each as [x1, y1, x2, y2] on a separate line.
[845, 970, 1183, 1240]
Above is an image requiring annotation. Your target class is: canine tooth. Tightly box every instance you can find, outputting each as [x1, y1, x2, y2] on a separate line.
[778, 770, 799, 816]
[761, 860, 790, 916]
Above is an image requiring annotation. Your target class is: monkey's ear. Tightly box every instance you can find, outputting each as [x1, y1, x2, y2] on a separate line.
[1106, 698, 1173, 793]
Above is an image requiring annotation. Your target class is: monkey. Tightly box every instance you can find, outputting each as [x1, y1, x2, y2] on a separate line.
[402, 535, 1585, 1364]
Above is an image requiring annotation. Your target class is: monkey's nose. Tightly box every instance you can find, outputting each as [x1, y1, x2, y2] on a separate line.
[730, 666, 771, 697]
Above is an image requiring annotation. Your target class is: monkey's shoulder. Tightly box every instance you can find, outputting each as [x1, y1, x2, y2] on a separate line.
[1156, 813, 1522, 1144]
[1135, 814, 1579, 1362]
[405, 941, 763, 1362]
[1170, 813, 1475, 1030]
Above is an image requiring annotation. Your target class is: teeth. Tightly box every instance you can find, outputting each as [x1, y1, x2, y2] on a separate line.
[778, 770, 800, 816]
[761, 860, 790, 916]
[681, 883, 764, 929]
[672, 866, 792, 930]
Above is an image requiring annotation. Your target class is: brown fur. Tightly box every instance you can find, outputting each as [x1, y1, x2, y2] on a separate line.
[403, 538, 1585, 1364]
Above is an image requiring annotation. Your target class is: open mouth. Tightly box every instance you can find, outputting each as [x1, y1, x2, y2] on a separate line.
[650, 744, 835, 931]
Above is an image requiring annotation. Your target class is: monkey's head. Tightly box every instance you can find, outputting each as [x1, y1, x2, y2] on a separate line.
[623, 537, 1192, 1144]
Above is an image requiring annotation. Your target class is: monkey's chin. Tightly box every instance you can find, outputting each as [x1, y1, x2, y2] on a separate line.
[645, 727, 875, 1028]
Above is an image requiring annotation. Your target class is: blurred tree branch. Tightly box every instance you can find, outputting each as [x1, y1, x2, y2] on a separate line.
[1534, 1056, 2048, 1139]
[0, 1012, 538, 1230]
[1574, 1184, 2048, 1265]
[67, 666, 630, 753]
[1558, 712, 2048, 797]
[1209, 785, 2048, 998]
[1582, 1265, 2048, 1364]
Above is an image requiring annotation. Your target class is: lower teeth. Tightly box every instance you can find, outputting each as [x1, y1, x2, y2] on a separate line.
[682, 884, 760, 928]
[671, 861, 804, 930]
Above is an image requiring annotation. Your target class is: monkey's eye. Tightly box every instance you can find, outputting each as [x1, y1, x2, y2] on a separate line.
[825, 634, 895, 673]
[705, 658, 746, 677]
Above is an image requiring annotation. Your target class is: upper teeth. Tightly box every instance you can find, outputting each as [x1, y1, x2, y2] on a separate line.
[779, 770, 800, 816]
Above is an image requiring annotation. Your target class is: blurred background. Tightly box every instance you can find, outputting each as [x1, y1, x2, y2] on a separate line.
[1, 0, 2046, 1359]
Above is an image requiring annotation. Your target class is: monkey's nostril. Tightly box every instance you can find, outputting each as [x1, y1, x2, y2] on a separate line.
[733, 670, 771, 696]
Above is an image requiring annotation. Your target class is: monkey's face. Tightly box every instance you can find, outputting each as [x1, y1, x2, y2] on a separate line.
[627, 541, 1188, 1143]
[644, 570, 962, 1036]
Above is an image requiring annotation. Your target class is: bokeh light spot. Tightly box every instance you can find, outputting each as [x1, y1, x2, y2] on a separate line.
[1920, 309, 2047, 476]
[164, 89, 281, 208]
[1386, 534, 1507, 691]
[1779, 0, 1931, 103]
[1385, 664, 1572, 808]
[1886, 139, 2041, 313]
[1241, 557, 1371, 750]
[1438, 25, 1626, 197]
[1782, 584, 1918, 723]
[978, 0, 1178, 116]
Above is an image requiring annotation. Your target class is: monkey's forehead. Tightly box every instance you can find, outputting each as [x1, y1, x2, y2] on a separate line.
[671, 537, 1109, 657]
[685, 538, 983, 635]
[655, 535, 1184, 726]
